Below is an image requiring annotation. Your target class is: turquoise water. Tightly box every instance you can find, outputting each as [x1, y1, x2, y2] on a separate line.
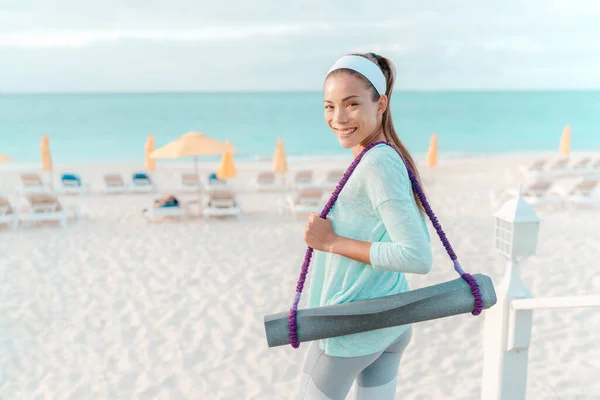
[0, 91, 599, 164]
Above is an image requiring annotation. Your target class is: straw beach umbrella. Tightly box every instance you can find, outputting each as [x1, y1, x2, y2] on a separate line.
[273, 138, 288, 186]
[145, 134, 156, 171]
[0, 153, 12, 164]
[426, 133, 438, 168]
[559, 124, 571, 157]
[216, 140, 237, 179]
[150, 131, 237, 182]
[41, 134, 53, 189]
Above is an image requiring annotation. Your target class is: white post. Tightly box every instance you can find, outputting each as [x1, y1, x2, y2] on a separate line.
[481, 258, 533, 400]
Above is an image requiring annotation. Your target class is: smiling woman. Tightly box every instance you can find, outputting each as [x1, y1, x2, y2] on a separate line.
[296, 53, 434, 400]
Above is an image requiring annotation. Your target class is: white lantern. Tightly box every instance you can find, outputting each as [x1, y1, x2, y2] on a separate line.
[493, 187, 541, 261]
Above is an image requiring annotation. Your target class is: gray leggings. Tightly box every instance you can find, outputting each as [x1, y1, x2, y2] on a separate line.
[298, 327, 412, 400]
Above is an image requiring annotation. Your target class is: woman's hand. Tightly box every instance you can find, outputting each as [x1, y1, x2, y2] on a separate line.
[304, 213, 338, 252]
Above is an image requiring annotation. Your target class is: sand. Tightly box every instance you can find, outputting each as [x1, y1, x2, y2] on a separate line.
[1, 153, 599, 399]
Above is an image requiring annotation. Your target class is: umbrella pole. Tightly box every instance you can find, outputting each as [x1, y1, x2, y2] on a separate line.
[194, 156, 202, 213]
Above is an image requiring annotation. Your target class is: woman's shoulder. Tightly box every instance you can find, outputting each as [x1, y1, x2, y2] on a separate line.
[360, 143, 407, 172]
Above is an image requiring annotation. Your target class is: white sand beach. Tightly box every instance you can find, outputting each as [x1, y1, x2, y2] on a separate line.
[1, 153, 600, 399]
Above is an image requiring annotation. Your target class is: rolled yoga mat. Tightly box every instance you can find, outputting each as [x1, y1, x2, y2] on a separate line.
[264, 273, 496, 348]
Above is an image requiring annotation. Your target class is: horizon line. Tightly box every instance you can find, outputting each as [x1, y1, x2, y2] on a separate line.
[2, 88, 600, 95]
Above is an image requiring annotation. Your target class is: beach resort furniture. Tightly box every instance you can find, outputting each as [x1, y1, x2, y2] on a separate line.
[552, 176, 600, 208]
[253, 171, 283, 192]
[59, 173, 91, 195]
[20, 192, 78, 228]
[204, 172, 229, 192]
[0, 194, 18, 229]
[291, 170, 314, 190]
[321, 169, 345, 190]
[19, 173, 46, 193]
[202, 189, 241, 219]
[490, 179, 562, 208]
[103, 173, 127, 194]
[181, 172, 201, 192]
[284, 187, 326, 218]
[130, 172, 155, 193]
[145, 196, 187, 222]
[517, 158, 549, 177]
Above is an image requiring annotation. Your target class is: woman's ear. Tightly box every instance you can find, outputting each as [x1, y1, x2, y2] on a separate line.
[378, 94, 388, 115]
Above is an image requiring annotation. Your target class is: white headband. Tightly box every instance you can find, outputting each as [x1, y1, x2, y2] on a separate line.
[327, 55, 387, 96]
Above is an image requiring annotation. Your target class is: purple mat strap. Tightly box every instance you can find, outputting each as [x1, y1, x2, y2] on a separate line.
[288, 141, 484, 348]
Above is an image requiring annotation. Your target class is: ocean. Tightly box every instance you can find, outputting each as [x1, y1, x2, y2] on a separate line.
[1, 91, 599, 165]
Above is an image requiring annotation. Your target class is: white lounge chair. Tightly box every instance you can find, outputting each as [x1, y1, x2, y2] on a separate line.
[130, 172, 155, 193]
[490, 179, 562, 208]
[19, 173, 46, 193]
[20, 192, 78, 228]
[284, 187, 326, 219]
[291, 170, 315, 190]
[202, 189, 241, 219]
[181, 173, 201, 193]
[145, 201, 187, 222]
[321, 169, 345, 190]
[253, 171, 283, 192]
[103, 173, 127, 194]
[59, 173, 91, 195]
[553, 176, 600, 208]
[0, 195, 18, 229]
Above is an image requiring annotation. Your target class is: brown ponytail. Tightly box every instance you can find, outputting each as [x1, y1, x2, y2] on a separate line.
[349, 52, 426, 213]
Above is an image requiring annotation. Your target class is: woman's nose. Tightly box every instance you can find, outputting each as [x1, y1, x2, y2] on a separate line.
[333, 108, 348, 123]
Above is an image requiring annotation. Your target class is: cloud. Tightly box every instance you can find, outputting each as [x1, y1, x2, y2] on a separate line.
[1, 1, 600, 91]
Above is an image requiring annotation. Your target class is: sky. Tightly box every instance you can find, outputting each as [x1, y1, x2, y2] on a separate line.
[1, 1, 600, 92]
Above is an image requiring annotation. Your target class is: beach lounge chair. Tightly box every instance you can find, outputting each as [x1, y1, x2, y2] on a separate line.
[202, 189, 241, 219]
[205, 172, 229, 192]
[285, 187, 326, 219]
[19, 173, 46, 193]
[517, 158, 549, 177]
[181, 173, 201, 192]
[291, 170, 315, 190]
[59, 173, 90, 195]
[103, 173, 127, 194]
[20, 192, 78, 228]
[551, 176, 600, 208]
[0, 194, 18, 229]
[130, 172, 155, 193]
[489, 179, 562, 208]
[253, 171, 283, 192]
[145, 196, 187, 222]
[321, 169, 345, 190]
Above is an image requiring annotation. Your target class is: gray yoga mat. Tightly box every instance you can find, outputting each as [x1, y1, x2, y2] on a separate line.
[264, 273, 496, 348]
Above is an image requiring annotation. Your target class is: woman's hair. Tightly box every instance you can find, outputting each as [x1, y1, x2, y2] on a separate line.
[328, 52, 426, 213]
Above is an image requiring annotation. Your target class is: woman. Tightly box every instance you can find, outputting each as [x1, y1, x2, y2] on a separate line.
[299, 53, 433, 399]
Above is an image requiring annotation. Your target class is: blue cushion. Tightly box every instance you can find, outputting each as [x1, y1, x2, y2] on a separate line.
[160, 202, 179, 208]
[61, 173, 81, 183]
[133, 172, 150, 181]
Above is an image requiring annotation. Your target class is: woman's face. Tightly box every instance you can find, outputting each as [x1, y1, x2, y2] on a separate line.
[323, 72, 386, 149]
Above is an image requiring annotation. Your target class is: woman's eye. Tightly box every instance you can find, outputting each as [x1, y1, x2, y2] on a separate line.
[349, 102, 358, 107]
[325, 105, 333, 110]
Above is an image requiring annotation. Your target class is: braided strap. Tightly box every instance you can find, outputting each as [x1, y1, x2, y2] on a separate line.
[288, 141, 483, 348]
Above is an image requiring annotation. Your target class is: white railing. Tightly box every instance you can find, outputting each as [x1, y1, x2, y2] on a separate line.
[511, 295, 600, 310]
[480, 264, 600, 399]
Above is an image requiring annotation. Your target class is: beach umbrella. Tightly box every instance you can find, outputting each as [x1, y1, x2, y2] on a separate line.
[41, 134, 52, 171]
[41, 134, 53, 189]
[145, 134, 156, 171]
[0, 153, 12, 164]
[216, 140, 237, 179]
[559, 124, 571, 157]
[150, 131, 237, 182]
[425, 133, 438, 168]
[273, 138, 288, 174]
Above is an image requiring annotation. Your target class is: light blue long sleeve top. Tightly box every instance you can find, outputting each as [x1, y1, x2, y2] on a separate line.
[306, 143, 433, 357]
